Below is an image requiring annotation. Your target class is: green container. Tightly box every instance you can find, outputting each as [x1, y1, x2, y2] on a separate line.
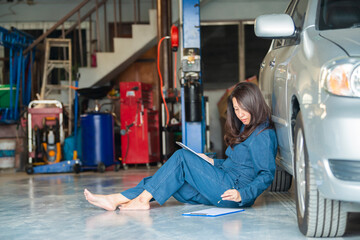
[0, 84, 17, 108]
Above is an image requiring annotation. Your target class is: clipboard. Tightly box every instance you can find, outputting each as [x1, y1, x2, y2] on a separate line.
[176, 141, 213, 165]
[183, 208, 244, 217]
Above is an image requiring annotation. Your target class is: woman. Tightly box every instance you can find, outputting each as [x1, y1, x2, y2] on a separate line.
[84, 82, 277, 210]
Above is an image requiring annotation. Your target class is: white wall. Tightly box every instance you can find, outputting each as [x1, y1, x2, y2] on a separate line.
[0, 0, 289, 23]
[200, 0, 289, 21]
[0, 1, 152, 23]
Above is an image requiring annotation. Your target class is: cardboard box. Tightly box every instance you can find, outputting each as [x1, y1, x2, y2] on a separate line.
[244, 75, 258, 85]
[217, 85, 235, 120]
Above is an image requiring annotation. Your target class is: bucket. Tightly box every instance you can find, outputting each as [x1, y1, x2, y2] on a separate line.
[0, 85, 17, 108]
[0, 139, 16, 168]
[80, 113, 114, 167]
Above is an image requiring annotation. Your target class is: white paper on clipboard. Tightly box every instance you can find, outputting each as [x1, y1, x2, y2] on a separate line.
[176, 141, 213, 165]
[183, 208, 244, 217]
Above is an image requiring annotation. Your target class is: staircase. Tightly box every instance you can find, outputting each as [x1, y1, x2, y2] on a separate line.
[78, 9, 157, 89]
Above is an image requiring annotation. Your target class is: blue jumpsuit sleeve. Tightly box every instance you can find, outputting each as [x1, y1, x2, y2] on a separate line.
[213, 158, 225, 168]
[237, 131, 277, 206]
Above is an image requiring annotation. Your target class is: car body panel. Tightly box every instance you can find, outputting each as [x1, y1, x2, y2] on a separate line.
[320, 29, 360, 57]
[257, 0, 360, 203]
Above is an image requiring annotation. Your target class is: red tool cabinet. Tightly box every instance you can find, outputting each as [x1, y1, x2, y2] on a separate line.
[120, 82, 160, 167]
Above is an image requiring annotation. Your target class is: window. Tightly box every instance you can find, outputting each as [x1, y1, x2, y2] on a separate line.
[272, 0, 297, 49]
[201, 24, 239, 90]
[292, 0, 309, 29]
[318, 0, 360, 30]
[273, 39, 284, 49]
[284, 0, 309, 46]
[285, 0, 297, 15]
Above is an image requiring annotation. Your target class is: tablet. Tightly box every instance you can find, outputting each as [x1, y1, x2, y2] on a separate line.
[176, 141, 213, 165]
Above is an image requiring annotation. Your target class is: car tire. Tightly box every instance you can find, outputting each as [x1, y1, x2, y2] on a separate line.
[270, 166, 292, 192]
[25, 164, 34, 175]
[97, 162, 106, 173]
[294, 112, 347, 237]
[73, 163, 81, 174]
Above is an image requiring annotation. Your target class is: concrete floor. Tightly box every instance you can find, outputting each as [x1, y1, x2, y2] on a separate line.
[0, 167, 359, 240]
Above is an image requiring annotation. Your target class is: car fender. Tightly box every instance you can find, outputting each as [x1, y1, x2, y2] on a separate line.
[287, 28, 349, 190]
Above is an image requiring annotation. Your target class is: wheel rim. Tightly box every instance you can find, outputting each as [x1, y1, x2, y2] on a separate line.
[296, 128, 306, 218]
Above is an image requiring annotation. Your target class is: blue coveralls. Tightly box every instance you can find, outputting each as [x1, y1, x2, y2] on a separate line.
[122, 121, 277, 207]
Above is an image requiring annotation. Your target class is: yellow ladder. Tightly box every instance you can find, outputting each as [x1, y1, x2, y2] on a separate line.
[40, 38, 73, 135]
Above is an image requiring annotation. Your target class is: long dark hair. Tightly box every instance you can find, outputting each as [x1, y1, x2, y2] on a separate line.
[224, 82, 274, 147]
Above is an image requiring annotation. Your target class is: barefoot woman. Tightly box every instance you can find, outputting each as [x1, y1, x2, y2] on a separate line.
[84, 82, 277, 210]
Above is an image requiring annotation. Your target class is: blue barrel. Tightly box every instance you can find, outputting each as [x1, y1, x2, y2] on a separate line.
[80, 113, 114, 167]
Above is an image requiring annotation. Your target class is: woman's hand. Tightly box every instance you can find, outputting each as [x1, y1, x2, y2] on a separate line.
[197, 153, 214, 165]
[221, 189, 241, 202]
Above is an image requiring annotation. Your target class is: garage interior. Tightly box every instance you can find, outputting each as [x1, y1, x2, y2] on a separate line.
[0, 0, 359, 239]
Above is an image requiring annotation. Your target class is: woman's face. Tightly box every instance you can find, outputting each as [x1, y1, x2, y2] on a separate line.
[232, 97, 251, 125]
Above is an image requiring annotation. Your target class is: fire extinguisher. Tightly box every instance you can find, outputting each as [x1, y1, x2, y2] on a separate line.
[171, 25, 179, 52]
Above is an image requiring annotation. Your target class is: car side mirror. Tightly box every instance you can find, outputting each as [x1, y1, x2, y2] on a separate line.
[254, 14, 296, 39]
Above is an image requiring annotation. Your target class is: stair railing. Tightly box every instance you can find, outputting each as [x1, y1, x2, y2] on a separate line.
[23, 0, 155, 68]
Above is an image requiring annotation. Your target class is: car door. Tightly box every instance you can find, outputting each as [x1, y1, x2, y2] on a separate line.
[272, 43, 296, 167]
[259, 39, 282, 108]
[258, 0, 297, 107]
[258, 0, 296, 162]
[272, 0, 309, 169]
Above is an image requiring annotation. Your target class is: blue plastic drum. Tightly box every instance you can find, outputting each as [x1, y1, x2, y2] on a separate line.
[80, 113, 114, 167]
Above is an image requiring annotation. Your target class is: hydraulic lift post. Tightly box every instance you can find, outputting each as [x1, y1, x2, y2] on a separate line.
[180, 0, 206, 153]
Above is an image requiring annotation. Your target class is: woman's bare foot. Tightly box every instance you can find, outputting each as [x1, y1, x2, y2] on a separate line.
[119, 190, 152, 211]
[119, 198, 150, 210]
[84, 189, 130, 211]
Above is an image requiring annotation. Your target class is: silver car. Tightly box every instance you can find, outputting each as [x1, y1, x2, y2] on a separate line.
[255, 0, 360, 237]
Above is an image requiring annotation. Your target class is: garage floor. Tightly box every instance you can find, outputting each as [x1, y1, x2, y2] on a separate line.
[0, 167, 359, 240]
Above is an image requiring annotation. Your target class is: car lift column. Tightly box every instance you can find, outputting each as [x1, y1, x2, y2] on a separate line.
[180, 0, 205, 153]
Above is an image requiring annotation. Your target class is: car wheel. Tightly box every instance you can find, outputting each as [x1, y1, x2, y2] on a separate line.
[73, 163, 81, 174]
[270, 166, 292, 192]
[25, 164, 34, 175]
[114, 164, 121, 172]
[294, 112, 347, 237]
[97, 162, 106, 173]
